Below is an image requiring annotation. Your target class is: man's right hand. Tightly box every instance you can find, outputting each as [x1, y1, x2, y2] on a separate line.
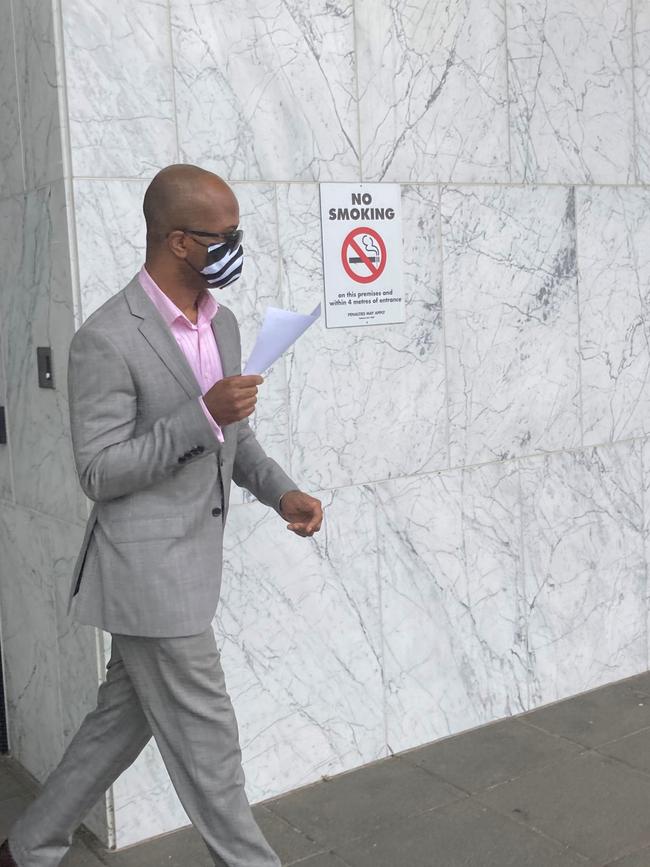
[203, 375, 264, 426]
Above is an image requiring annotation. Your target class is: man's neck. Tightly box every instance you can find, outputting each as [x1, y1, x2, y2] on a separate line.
[145, 261, 203, 322]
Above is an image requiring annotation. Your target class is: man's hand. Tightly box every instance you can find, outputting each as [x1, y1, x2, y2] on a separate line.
[279, 490, 323, 537]
[203, 375, 264, 426]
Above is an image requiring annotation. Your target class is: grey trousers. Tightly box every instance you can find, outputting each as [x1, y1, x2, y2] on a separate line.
[8, 628, 281, 867]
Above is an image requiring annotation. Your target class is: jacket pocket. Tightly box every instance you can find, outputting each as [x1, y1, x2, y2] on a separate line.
[101, 514, 187, 543]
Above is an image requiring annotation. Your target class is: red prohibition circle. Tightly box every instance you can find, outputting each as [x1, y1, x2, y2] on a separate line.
[341, 227, 387, 284]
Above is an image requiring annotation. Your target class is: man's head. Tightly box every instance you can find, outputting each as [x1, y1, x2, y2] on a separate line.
[143, 164, 240, 292]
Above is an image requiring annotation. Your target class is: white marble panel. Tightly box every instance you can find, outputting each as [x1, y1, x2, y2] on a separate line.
[61, 0, 176, 178]
[521, 441, 646, 709]
[279, 183, 447, 490]
[170, 0, 358, 181]
[636, 2, 650, 182]
[507, 0, 634, 183]
[12, 0, 63, 189]
[73, 179, 149, 319]
[0, 504, 64, 781]
[0, 183, 83, 518]
[578, 187, 650, 445]
[643, 438, 650, 669]
[442, 185, 581, 467]
[356, 0, 508, 183]
[111, 485, 383, 844]
[0, 327, 13, 502]
[377, 462, 526, 755]
[0, 0, 24, 198]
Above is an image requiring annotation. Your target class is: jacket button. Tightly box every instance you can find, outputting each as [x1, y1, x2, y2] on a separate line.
[211, 507, 222, 517]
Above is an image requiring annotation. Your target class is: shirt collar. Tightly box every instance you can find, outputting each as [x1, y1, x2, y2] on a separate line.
[138, 266, 219, 328]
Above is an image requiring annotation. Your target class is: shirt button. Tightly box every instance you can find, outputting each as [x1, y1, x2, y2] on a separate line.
[211, 507, 222, 517]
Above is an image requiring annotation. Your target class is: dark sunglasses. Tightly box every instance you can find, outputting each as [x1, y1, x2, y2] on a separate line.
[182, 227, 243, 247]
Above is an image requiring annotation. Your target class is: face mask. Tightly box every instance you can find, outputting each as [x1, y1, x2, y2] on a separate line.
[186, 232, 244, 288]
[200, 239, 244, 288]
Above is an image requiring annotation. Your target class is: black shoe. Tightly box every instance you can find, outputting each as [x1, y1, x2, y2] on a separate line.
[0, 840, 18, 867]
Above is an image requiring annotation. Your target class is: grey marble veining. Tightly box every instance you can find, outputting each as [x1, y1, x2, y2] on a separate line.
[110, 485, 383, 844]
[0, 0, 24, 198]
[442, 184, 581, 467]
[0, 504, 65, 781]
[3, 0, 649, 849]
[636, 1, 650, 182]
[61, 0, 176, 178]
[578, 186, 650, 446]
[521, 440, 647, 709]
[356, 0, 508, 182]
[12, 0, 63, 190]
[170, 0, 359, 181]
[507, 0, 634, 183]
[376, 460, 526, 754]
[279, 182, 447, 490]
[0, 182, 84, 519]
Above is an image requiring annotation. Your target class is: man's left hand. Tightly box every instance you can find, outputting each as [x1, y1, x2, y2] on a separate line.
[279, 490, 323, 537]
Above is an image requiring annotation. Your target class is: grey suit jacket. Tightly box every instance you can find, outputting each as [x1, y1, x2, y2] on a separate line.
[66, 275, 298, 637]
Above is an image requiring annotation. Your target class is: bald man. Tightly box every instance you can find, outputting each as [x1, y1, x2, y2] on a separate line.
[1, 165, 322, 867]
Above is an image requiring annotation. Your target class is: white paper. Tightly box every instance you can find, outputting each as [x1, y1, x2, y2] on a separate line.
[243, 303, 321, 375]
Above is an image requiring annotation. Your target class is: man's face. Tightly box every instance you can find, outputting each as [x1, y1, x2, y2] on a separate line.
[183, 190, 240, 275]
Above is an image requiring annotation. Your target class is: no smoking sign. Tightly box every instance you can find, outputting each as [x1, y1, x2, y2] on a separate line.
[341, 227, 387, 283]
[319, 183, 404, 328]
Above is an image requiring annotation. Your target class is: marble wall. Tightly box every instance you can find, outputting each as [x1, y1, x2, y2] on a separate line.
[0, 0, 109, 845]
[1, 0, 649, 852]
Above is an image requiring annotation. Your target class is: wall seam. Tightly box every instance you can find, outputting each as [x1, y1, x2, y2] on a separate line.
[516, 456, 531, 710]
[574, 185, 585, 448]
[8, 0, 27, 193]
[370, 482, 390, 756]
[50, 0, 114, 848]
[51, 0, 83, 328]
[9, 178, 650, 190]
[503, 0, 513, 183]
[639, 441, 648, 669]
[351, 0, 363, 181]
[631, 0, 638, 183]
[165, 0, 181, 163]
[437, 184, 452, 470]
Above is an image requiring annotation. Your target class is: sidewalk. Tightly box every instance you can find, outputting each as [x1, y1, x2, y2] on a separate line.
[4, 670, 650, 866]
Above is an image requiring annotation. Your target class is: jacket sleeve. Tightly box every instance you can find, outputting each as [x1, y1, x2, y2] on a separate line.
[232, 420, 299, 514]
[68, 326, 222, 503]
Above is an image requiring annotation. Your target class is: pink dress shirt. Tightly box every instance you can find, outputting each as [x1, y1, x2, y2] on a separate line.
[138, 266, 225, 443]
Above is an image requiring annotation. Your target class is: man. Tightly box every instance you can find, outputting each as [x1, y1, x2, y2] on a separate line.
[1, 164, 323, 867]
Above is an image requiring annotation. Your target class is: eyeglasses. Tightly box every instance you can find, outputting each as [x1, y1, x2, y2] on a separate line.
[181, 227, 243, 247]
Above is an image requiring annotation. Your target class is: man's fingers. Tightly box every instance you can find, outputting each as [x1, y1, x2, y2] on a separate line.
[236, 374, 264, 387]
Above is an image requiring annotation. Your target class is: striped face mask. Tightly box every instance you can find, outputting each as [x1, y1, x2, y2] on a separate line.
[199, 236, 244, 288]
[185, 228, 244, 288]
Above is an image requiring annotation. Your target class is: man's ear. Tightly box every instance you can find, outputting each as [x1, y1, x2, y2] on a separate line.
[167, 230, 188, 260]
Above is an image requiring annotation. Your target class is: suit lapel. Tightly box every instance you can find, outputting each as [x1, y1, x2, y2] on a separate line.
[210, 308, 237, 378]
[124, 275, 236, 397]
[125, 276, 200, 398]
